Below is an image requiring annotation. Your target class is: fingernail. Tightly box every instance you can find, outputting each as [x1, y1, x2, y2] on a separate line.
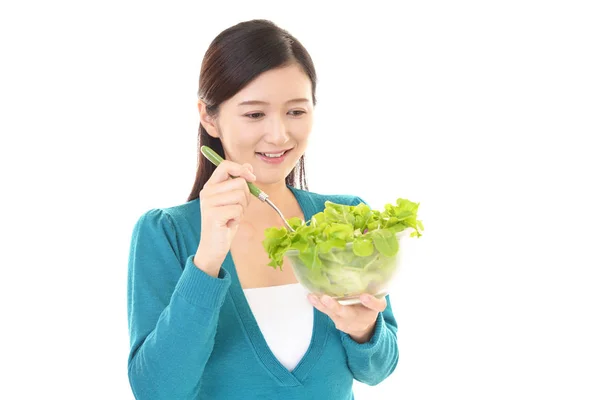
[360, 294, 370, 303]
[322, 296, 332, 306]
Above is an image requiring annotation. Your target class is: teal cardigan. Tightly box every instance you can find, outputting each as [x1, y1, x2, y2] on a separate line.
[127, 186, 399, 399]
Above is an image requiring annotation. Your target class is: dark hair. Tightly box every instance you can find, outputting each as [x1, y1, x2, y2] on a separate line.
[187, 19, 317, 202]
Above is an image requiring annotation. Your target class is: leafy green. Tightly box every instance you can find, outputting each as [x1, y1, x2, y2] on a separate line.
[262, 197, 423, 298]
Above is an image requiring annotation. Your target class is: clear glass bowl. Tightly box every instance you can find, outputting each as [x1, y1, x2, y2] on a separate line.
[285, 230, 410, 305]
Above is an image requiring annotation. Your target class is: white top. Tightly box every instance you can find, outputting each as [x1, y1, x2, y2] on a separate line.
[242, 283, 314, 371]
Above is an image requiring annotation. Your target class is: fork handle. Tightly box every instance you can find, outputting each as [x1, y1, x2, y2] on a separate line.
[200, 145, 267, 200]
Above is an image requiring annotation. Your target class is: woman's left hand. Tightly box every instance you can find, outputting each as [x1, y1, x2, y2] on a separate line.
[307, 293, 387, 344]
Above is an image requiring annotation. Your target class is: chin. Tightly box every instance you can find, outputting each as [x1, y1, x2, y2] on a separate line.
[255, 171, 294, 185]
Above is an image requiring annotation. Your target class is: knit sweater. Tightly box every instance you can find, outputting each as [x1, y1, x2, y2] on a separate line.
[126, 186, 399, 399]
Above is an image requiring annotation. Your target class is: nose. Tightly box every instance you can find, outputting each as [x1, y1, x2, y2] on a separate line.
[264, 116, 290, 146]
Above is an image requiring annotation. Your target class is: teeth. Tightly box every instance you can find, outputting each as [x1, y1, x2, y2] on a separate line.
[261, 151, 286, 158]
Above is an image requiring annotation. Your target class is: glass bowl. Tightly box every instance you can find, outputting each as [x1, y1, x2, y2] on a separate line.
[285, 230, 411, 305]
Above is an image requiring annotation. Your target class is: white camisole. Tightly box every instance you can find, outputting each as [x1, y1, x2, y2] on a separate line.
[242, 283, 314, 371]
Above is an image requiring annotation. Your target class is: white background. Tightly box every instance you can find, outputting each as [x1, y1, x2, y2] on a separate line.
[1, 1, 599, 399]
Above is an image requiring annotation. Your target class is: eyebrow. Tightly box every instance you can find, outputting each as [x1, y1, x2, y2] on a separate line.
[237, 98, 310, 106]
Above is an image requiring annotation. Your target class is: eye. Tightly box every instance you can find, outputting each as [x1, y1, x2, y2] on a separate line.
[245, 112, 265, 119]
[288, 110, 306, 117]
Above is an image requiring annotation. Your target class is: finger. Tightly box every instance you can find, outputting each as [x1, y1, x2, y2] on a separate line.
[203, 188, 249, 208]
[204, 179, 251, 206]
[215, 204, 244, 227]
[208, 160, 256, 184]
[320, 295, 352, 319]
[243, 162, 254, 174]
[359, 294, 387, 312]
[222, 178, 250, 206]
[307, 294, 339, 321]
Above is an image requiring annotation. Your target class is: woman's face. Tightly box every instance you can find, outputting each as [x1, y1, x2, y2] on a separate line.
[200, 63, 314, 186]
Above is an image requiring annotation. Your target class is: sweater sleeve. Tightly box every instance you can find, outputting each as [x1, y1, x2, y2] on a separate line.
[340, 295, 399, 385]
[127, 208, 231, 399]
[340, 196, 400, 385]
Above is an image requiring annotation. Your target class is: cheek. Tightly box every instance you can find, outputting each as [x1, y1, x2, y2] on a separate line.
[292, 116, 313, 139]
[222, 119, 263, 146]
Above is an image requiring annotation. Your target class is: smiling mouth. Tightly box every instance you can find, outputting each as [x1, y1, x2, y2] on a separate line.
[255, 148, 293, 158]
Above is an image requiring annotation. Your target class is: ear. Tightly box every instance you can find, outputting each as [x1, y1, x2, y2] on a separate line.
[198, 100, 220, 138]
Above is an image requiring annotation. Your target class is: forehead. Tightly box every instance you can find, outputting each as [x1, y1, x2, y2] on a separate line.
[228, 63, 312, 105]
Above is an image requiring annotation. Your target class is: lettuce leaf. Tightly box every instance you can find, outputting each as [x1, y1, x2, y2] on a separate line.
[262, 197, 424, 271]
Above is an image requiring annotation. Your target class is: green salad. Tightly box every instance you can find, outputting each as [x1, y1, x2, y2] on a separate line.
[262, 197, 424, 272]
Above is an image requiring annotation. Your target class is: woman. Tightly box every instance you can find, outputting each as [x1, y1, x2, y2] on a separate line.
[127, 19, 399, 400]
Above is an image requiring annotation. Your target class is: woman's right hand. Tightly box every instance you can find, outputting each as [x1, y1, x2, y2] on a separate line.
[193, 160, 257, 277]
